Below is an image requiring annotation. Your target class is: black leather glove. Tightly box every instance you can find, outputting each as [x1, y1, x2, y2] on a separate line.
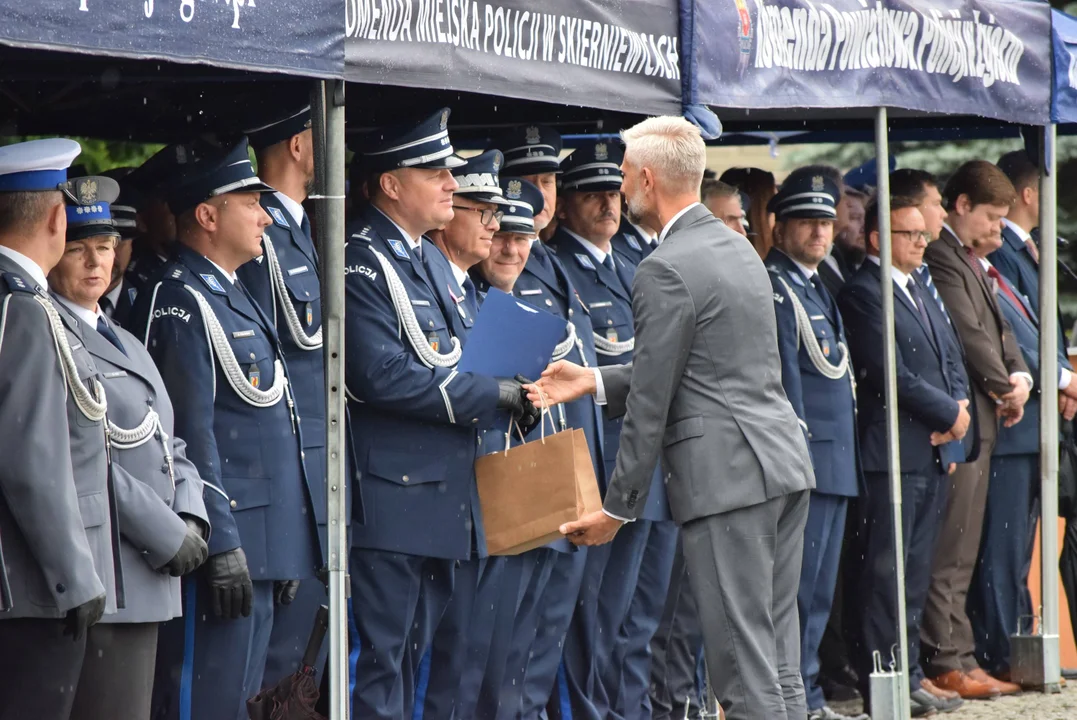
[206, 548, 253, 620]
[274, 580, 300, 605]
[162, 518, 210, 577]
[64, 593, 106, 642]
[513, 374, 542, 436]
[495, 377, 527, 418]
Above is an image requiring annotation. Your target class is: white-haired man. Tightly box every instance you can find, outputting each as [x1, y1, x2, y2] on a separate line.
[530, 116, 816, 720]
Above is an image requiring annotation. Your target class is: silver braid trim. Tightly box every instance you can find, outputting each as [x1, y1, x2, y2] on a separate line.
[107, 409, 175, 489]
[34, 295, 107, 422]
[183, 286, 286, 408]
[369, 247, 462, 369]
[776, 277, 850, 381]
[551, 321, 578, 361]
[263, 233, 322, 351]
[593, 331, 635, 357]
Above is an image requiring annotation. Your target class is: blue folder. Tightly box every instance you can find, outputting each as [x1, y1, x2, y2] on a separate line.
[458, 287, 566, 381]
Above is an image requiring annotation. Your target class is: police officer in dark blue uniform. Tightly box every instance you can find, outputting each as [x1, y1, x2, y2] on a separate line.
[547, 140, 675, 720]
[343, 109, 536, 720]
[412, 149, 514, 720]
[613, 215, 657, 266]
[764, 173, 865, 720]
[125, 137, 320, 720]
[235, 106, 334, 684]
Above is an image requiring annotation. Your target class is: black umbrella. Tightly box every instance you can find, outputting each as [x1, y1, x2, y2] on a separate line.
[248, 605, 329, 720]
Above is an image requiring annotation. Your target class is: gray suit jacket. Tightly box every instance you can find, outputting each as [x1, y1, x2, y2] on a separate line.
[75, 307, 210, 623]
[599, 204, 815, 523]
[0, 256, 118, 618]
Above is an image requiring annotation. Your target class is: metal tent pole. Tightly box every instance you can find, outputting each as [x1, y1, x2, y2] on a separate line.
[1038, 123, 1062, 693]
[311, 78, 350, 719]
[869, 106, 911, 720]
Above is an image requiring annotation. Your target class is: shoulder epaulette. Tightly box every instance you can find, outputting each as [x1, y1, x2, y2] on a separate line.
[1, 272, 36, 294]
[349, 225, 374, 243]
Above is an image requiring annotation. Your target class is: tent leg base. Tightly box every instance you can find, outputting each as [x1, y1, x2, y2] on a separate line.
[1010, 632, 1062, 692]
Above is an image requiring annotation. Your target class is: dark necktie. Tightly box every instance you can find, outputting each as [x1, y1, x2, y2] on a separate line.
[98, 295, 114, 318]
[987, 265, 1032, 322]
[915, 264, 951, 322]
[463, 276, 479, 317]
[97, 316, 126, 356]
[808, 274, 835, 317]
[964, 246, 987, 282]
[906, 278, 933, 332]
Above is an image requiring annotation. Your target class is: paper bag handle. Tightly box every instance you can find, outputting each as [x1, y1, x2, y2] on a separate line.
[502, 389, 555, 455]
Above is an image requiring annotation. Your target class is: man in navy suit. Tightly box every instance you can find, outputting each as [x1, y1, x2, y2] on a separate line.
[967, 198, 1077, 682]
[839, 196, 971, 717]
[764, 172, 864, 720]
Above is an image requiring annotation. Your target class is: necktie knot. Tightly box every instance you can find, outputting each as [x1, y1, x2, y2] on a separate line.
[602, 255, 615, 272]
[97, 316, 126, 356]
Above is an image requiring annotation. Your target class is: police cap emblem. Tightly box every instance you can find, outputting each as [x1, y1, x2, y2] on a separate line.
[595, 143, 608, 161]
[493, 155, 500, 172]
[525, 126, 541, 145]
[440, 110, 449, 130]
[507, 180, 522, 199]
[78, 179, 98, 204]
[811, 175, 825, 192]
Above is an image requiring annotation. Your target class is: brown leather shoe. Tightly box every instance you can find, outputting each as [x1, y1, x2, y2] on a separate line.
[929, 670, 1001, 699]
[968, 668, 1021, 695]
[921, 678, 961, 700]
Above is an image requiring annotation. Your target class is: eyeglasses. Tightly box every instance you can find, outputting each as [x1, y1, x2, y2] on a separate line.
[452, 205, 505, 225]
[891, 229, 931, 243]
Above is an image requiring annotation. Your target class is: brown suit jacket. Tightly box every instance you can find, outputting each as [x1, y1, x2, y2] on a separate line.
[923, 228, 1029, 443]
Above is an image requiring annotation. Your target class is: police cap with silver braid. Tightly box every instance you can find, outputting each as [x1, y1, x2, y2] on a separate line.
[358, 107, 467, 174]
[490, 124, 563, 175]
[498, 177, 544, 235]
[768, 173, 840, 221]
[559, 140, 624, 193]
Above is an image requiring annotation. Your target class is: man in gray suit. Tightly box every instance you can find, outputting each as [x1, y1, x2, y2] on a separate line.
[530, 117, 816, 720]
[0, 139, 121, 719]
[48, 174, 212, 720]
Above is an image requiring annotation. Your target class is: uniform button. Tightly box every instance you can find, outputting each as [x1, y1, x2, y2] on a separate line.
[546, 299, 553, 307]
[569, 309, 574, 316]
[56, 583, 66, 593]
[304, 291, 310, 297]
[146, 398, 154, 406]
[161, 464, 169, 474]
[428, 320, 434, 328]
[301, 451, 306, 459]
[249, 352, 256, 360]
[230, 500, 238, 509]
[471, 418, 479, 424]
[607, 319, 613, 325]
[402, 475, 409, 483]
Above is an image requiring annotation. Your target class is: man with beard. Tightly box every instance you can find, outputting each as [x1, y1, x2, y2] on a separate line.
[764, 172, 865, 720]
[530, 115, 815, 720]
[548, 140, 675, 720]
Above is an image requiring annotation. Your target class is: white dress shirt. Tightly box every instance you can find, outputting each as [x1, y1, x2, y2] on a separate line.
[864, 255, 916, 305]
[53, 293, 105, 329]
[274, 191, 306, 227]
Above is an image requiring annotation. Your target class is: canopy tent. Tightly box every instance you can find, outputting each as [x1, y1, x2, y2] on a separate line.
[1054, 8, 1077, 123]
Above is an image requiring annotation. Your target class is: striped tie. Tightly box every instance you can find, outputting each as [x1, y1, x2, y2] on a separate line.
[916, 264, 952, 326]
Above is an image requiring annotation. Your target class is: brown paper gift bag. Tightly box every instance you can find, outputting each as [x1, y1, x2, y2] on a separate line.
[475, 413, 602, 556]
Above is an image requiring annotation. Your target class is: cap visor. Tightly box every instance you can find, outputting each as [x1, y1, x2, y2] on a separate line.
[420, 154, 468, 170]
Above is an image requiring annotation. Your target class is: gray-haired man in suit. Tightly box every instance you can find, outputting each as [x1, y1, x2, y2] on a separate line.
[529, 117, 816, 720]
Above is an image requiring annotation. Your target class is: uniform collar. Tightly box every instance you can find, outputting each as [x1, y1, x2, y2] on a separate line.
[273, 191, 306, 227]
[448, 262, 469, 295]
[789, 256, 818, 281]
[630, 221, 658, 246]
[372, 205, 421, 251]
[0, 245, 48, 289]
[103, 282, 123, 310]
[1002, 218, 1032, 243]
[53, 293, 103, 328]
[564, 227, 609, 264]
[658, 202, 702, 244]
[205, 256, 237, 284]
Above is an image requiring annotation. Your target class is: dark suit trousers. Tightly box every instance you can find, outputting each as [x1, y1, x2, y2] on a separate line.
[853, 470, 948, 698]
[681, 490, 810, 720]
[71, 622, 159, 720]
[649, 537, 705, 720]
[921, 435, 997, 676]
[0, 618, 86, 720]
[969, 454, 1038, 674]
